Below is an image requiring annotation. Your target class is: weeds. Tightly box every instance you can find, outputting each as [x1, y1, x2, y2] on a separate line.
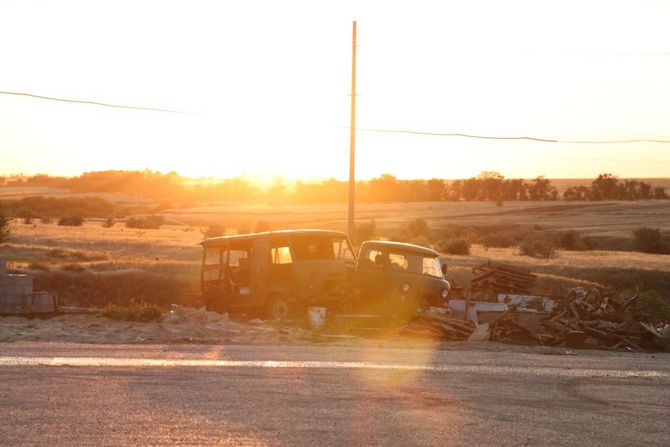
[632, 227, 668, 254]
[519, 233, 557, 259]
[126, 215, 164, 229]
[101, 299, 163, 322]
[58, 215, 84, 226]
[436, 238, 470, 255]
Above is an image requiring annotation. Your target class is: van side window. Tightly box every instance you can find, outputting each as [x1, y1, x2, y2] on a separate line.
[271, 246, 292, 264]
[364, 248, 384, 269]
[205, 248, 221, 265]
[388, 252, 409, 271]
[292, 237, 334, 259]
[228, 249, 248, 267]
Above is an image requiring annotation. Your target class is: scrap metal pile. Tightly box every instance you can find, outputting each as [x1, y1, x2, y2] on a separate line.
[533, 287, 665, 351]
[399, 259, 670, 352]
[483, 286, 669, 351]
[401, 311, 476, 340]
[470, 262, 537, 295]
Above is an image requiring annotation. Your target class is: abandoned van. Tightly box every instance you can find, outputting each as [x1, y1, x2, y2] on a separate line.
[199, 229, 356, 319]
[353, 241, 450, 315]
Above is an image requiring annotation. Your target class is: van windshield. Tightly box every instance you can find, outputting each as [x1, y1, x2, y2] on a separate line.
[292, 236, 355, 261]
[379, 249, 443, 278]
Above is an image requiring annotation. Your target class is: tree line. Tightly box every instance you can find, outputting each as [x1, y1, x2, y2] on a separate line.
[1, 170, 667, 203]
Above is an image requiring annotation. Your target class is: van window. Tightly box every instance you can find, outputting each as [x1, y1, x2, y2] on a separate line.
[292, 237, 334, 259]
[422, 256, 443, 278]
[204, 248, 221, 265]
[228, 249, 249, 267]
[388, 252, 409, 271]
[271, 246, 292, 264]
[363, 248, 384, 268]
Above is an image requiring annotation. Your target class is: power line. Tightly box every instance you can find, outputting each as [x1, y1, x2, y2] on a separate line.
[3, 88, 670, 145]
[358, 127, 670, 144]
[0, 90, 188, 113]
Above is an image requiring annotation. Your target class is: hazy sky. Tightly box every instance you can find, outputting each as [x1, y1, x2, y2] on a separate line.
[1, 0, 669, 180]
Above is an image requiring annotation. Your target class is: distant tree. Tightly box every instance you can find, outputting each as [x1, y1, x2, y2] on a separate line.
[653, 186, 668, 199]
[563, 185, 591, 201]
[426, 179, 446, 201]
[528, 176, 555, 200]
[478, 171, 504, 201]
[268, 176, 286, 203]
[639, 181, 652, 199]
[591, 174, 620, 200]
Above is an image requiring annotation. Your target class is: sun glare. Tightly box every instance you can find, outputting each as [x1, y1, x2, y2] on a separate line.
[1, 1, 669, 180]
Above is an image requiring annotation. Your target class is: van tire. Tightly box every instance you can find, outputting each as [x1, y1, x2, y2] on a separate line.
[267, 295, 290, 320]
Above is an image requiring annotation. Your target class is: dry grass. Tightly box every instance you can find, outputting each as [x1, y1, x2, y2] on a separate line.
[4, 220, 202, 307]
[2, 199, 669, 307]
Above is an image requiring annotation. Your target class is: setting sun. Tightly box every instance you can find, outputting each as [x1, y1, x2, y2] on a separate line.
[1, 0, 669, 180]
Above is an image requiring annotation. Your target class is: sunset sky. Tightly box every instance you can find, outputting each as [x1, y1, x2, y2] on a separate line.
[1, 0, 669, 181]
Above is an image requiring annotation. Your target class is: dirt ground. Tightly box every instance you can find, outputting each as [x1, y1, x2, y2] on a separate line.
[1, 307, 665, 358]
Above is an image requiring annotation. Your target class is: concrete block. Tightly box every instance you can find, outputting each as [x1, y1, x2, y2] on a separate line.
[0, 292, 57, 314]
[0, 285, 33, 295]
[0, 275, 33, 286]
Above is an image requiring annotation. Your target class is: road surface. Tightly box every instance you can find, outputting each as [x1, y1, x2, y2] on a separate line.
[1, 342, 669, 446]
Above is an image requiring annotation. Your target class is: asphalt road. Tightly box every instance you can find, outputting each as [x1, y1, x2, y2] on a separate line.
[1, 342, 669, 446]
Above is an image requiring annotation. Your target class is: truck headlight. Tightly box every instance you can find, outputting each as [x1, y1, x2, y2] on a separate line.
[440, 288, 449, 299]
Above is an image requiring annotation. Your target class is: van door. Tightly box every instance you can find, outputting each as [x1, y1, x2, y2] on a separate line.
[354, 246, 391, 307]
[250, 238, 269, 306]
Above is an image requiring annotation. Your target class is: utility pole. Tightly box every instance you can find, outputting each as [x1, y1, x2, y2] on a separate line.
[348, 20, 357, 241]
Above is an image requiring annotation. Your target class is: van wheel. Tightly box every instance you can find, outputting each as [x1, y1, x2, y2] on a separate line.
[268, 296, 290, 320]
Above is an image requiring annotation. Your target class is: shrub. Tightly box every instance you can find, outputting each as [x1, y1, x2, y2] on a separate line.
[406, 218, 431, 239]
[556, 230, 588, 251]
[126, 215, 164, 229]
[519, 233, 556, 259]
[410, 236, 432, 249]
[481, 232, 516, 248]
[23, 217, 33, 225]
[626, 290, 670, 324]
[354, 220, 376, 243]
[40, 217, 53, 224]
[0, 208, 13, 242]
[102, 217, 115, 228]
[632, 227, 668, 254]
[101, 300, 162, 322]
[436, 238, 470, 255]
[58, 215, 84, 226]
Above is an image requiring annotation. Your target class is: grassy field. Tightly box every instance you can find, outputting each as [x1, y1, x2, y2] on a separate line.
[161, 199, 670, 240]
[2, 197, 669, 307]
